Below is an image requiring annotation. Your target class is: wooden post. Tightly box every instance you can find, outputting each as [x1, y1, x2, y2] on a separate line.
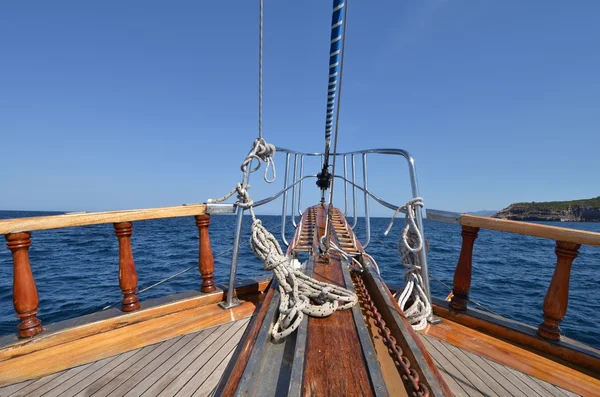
[6, 232, 43, 338]
[449, 226, 480, 311]
[195, 214, 216, 293]
[114, 222, 141, 312]
[538, 241, 580, 341]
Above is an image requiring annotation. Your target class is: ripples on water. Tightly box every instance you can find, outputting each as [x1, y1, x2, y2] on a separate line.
[0, 210, 599, 349]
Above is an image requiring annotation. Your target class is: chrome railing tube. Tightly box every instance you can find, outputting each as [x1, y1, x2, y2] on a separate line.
[405, 155, 432, 317]
[351, 154, 358, 229]
[362, 153, 371, 248]
[280, 153, 291, 246]
[291, 154, 299, 228]
[297, 155, 304, 216]
[343, 155, 348, 216]
[219, 167, 251, 310]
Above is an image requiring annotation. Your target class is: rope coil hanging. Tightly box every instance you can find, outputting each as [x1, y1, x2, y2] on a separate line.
[387, 198, 432, 331]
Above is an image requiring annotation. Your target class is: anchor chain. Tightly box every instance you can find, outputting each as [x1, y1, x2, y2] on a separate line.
[353, 273, 430, 397]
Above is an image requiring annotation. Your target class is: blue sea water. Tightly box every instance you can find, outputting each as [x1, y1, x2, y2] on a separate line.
[0, 210, 599, 349]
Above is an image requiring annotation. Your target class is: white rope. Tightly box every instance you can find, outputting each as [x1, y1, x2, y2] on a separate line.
[389, 197, 432, 331]
[321, 236, 364, 273]
[253, 217, 357, 340]
[241, 138, 276, 183]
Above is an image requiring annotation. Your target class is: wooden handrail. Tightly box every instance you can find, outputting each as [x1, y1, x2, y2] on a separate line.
[1, 203, 222, 338]
[0, 204, 207, 235]
[461, 214, 600, 247]
[438, 212, 600, 342]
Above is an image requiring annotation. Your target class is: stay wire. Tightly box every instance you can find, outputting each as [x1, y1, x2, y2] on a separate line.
[258, 0, 263, 139]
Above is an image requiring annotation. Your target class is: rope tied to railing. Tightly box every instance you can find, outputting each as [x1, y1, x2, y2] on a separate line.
[387, 197, 432, 330]
[241, 137, 277, 183]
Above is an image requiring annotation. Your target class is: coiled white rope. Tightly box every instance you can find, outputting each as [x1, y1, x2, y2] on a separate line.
[387, 198, 432, 330]
[254, 217, 357, 341]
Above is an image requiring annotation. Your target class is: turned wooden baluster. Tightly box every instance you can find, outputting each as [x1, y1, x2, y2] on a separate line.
[114, 222, 141, 312]
[449, 226, 480, 311]
[195, 214, 216, 293]
[6, 232, 43, 338]
[537, 241, 580, 341]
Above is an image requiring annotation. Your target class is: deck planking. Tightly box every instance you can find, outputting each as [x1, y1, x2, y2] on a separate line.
[302, 205, 374, 397]
[419, 332, 585, 397]
[0, 318, 250, 397]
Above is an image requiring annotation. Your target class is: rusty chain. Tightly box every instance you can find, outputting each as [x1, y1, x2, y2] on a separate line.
[353, 273, 430, 397]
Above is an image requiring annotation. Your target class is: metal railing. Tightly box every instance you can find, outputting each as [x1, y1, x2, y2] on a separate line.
[218, 147, 433, 315]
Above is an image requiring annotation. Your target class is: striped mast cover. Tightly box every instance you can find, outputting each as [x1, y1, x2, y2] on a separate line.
[321, 0, 346, 176]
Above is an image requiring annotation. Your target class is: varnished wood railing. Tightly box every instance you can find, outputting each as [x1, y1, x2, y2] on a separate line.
[1, 204, 216, 338]
[444, 213, 600, 342]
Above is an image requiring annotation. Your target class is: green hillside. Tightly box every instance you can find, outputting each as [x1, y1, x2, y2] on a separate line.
[509, 197, 600, 211]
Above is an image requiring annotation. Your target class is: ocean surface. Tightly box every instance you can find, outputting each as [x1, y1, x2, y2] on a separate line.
[1, 210, 599, 349]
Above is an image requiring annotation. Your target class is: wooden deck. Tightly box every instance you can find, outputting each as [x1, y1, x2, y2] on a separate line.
[0, 318, 250, 397]
[420, 333, 581, 397]
[1, 313, 597, 396]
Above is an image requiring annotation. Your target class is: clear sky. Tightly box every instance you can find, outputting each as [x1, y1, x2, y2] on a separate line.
[1, 1, 599, 216]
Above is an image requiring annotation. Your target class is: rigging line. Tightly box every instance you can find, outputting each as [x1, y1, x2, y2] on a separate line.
[372, 235, 503, 318]
[258, 0, 263, 139]
[324, 0, 349, 252]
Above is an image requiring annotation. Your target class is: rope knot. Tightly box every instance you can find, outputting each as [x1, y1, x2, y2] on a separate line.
[241, 138, 277, 183]
[235, 183, 254, 208]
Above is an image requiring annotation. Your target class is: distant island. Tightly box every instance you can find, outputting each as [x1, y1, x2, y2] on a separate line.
[493, 197, 600, 222]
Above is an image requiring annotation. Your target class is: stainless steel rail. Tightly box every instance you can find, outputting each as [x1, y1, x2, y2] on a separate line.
[216, 146, 433, 318]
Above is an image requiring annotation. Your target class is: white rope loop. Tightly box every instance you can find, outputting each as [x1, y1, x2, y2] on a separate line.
[241, 138, 277, 183]
[390, 197, 432, 331]
[384, 197, 424, 253]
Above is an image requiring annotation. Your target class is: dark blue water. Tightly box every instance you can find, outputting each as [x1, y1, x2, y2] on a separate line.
[1, 210, 599, 349]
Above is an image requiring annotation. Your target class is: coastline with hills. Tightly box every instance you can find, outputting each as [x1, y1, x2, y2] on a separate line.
[492, 197, 600, 222]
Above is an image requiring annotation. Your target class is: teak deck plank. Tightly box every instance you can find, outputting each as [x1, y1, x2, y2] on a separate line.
[182, 322, 248, 397]
[420, 337, 484, 397]
[191, 347, 237, 397]
[27, 364, 98, 397]
[92, 334, 199, 397]
[420, 333, 586, 397]
[1, 370, 67, 397]
[0, 319, 250, 397]
[74, 342, 171, 396]
[39, 354, 122, 397]
[57, 349, 141, 397]
[302, 205, 374, 397]
[172, 319, 250, 396]
[418, 339, 470, 397]
[421, 318, 598, 396]
[156, 319, 249, 396]
[438, 338, 509, 396]
[425, 336, 499, 397]
[0, 379, 33, 397]
[138, 325, 231, 396]
[0, 298, 256, 385]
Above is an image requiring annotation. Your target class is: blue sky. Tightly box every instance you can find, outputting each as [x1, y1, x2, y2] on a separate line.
[1, 1, 599, 216]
